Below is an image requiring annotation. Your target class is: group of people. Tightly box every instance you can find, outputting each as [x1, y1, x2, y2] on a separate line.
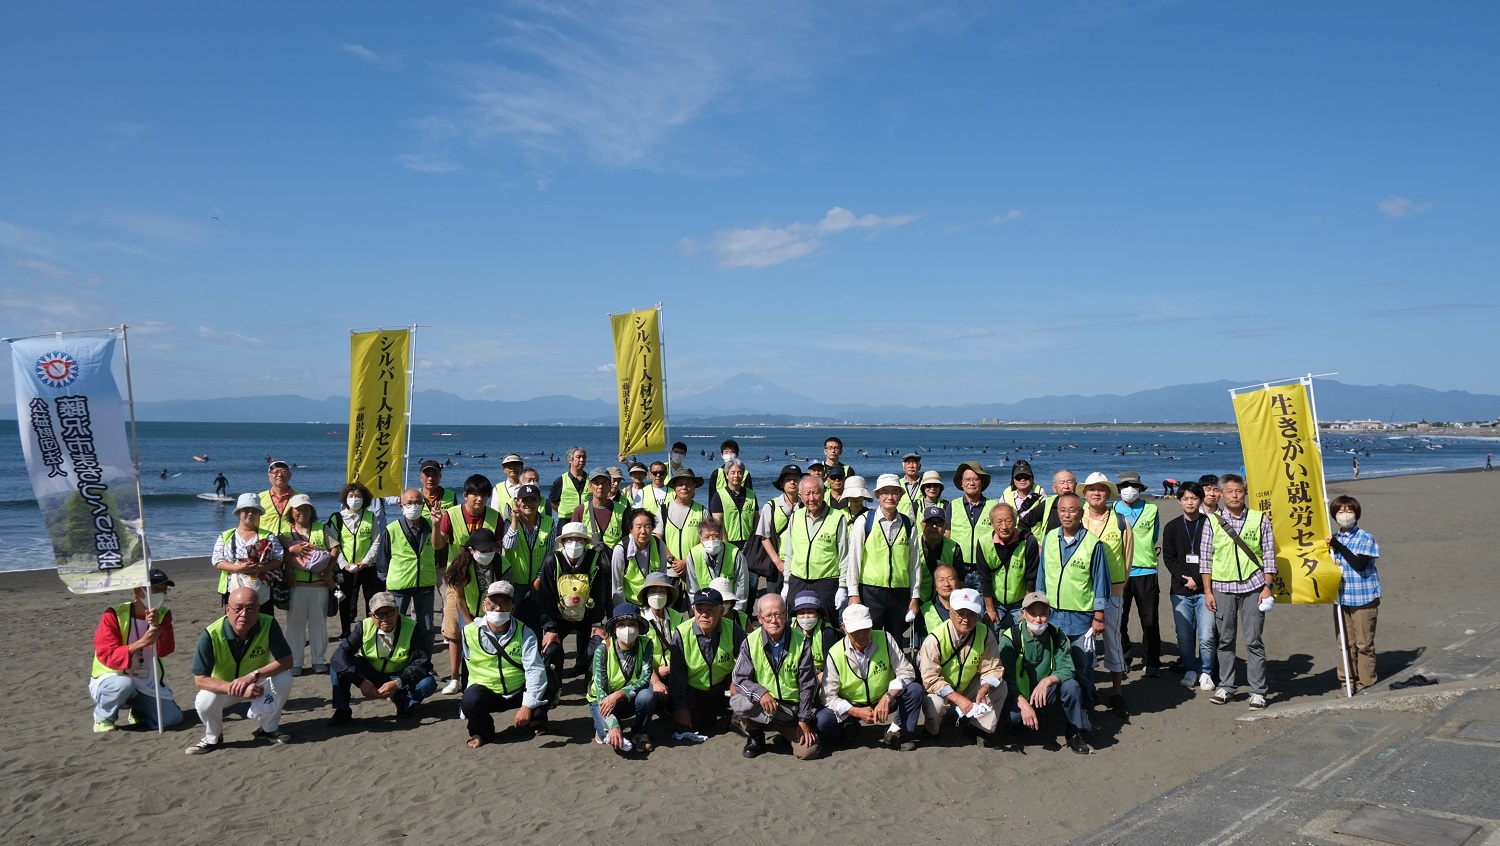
[87, 437, 1383, 759]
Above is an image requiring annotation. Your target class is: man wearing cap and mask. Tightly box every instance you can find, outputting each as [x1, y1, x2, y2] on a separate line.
[667, 587, 746, 741]
[211, 493, 283, 612]
[386, 487, 439, 638]
[709, 457, 758, 554]
[1000, 592, 1091, 754]
[1115, 470, 1163, 676]
[488, 453, 527, 519]
[789, 590, 841, 688]
[1080, 472, 1133, 717]
[685, 517, 748, 606]
[257, 460, 299, 538]
[89, 569, 184, 732]
[917, 587, 1005, 741]
[816, 603, 924, 752]
[731, 592, 820, 760]
[756, 464, 804, 597]
[977, 502, 1039, 630]
[1035, 492, 1110, 717]
[501, 483, 555, 629]
[186, 586, 296, 754]
[328, 591, 437, 726]
[440, 528, 499, 695]
[948, 461, 996, 579]
[847, 474, 923, 637]
[535, 522, 610, 681]
[781, 474, 854, 621]
[589, 604, 659, 753]
[899, 452, 925, 521]
[572, 468, 628, 553]
[658, 467, 705, 572]
[460, 581, 551, 746]
[549, 446, 590, 520]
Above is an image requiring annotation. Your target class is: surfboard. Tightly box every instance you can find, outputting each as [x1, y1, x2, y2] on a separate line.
[197, 493, 235, 502]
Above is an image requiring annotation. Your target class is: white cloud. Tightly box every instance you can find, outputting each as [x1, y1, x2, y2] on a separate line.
[337, 42, 404, 70]
[395, 153, 461, 174]
[1375, 195, 1433, 219]
[197, 326, 264, 347]
[990, 209, 1024, 224]
[685, 206, 916, 269]
[12, 258, 69, 279]
[0, 220, 64, 257]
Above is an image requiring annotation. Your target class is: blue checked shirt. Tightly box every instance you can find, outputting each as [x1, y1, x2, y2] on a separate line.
[1332, 525, 1381, 606]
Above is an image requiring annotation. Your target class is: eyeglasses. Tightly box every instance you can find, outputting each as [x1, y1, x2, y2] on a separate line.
[759, 612, 785, 620]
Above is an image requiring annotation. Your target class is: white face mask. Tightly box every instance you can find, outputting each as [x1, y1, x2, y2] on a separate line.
[671, 451, 685, 462]
[645, 592, 669, 611]
[795, 615, 819, 632]
[1335, 512, 1357, 529]
[563, 541, 586, 559]
[347, 497, 365, 511]
[722, 453, 734, 464]
[701, 539, 723, 557]
[401, 504, 423, 521]
[1119, 487, 1140, 504]
[485, 610, 511, 627]
[615, 625, 639, 646]
[1026, 620, 1048, 636]
[473, 550, 496, 566]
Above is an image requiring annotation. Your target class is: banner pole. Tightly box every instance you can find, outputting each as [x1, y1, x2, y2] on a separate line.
[1303, 373, 1354, 698]
[118, 325, 152, 573]
[403, 325, 417, 492]
[656, 303, 669, 455]
[144, 586, 164, 733]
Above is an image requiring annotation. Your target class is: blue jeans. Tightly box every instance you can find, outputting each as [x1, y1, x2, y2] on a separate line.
[1067, 630, 1096, 730]
[393, 588, 435, 638]
[1171, 593, 1215, 675]
[331, 668, 438, 711]
[1004, 678, 1089, 732]
[813, 680, 925, 744]
[588, 688, 658, 739]
[993, 603, 1020, 631]
[90, 675, 184, 730]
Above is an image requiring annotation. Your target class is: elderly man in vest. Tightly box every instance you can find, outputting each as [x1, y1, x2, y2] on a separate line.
[1202, 473, 1277, 710]
[780, 474, 854, 621]
[667, 587, 746, 743]
[550, 446, 590, 520]
[1080, 471, 1133, 718]
[816, 604, 925, 753]
[1000, 592, 1091, 754]
[847, 474, 923, 638]
[90, 568, 184, 732]
[185, 586, 295, 754]
[460, 580, 551, 747]
[978, 502, 1040, 630]
[327, 591, 437, 727]
[1034, 492, 1110, 720]
[731, 592, 820, 760]
[917, 587, 1005, 742]
[385, 488, 438, 637]
[257, 460, 299, 538]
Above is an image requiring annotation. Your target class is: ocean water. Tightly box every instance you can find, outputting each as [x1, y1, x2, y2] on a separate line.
[1, 420, 1492, 572]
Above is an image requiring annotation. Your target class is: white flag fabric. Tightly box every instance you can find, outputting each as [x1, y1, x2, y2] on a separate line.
[8, 334, 148, 593]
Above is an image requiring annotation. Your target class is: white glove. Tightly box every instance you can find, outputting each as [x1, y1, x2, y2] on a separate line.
[779, 582, 789, 599]
[904, 609, 917, 624]
[966, 701, 993, 719]
[1258, 596, 1275, 613]
[834, 588, 848, 608]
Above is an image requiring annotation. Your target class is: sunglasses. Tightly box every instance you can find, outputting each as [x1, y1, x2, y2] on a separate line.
[1014, 474, 1033, 482]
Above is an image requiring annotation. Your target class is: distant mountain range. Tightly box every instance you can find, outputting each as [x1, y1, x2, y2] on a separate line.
[5, 375, 1498, 425]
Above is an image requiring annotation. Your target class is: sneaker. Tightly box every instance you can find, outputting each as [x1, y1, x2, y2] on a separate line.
[672, 730, 709, 744]
[185, 738, 221, 755]
[312, 665, 329, 675]
[251, 728, 291, 744]
[328, 707, 353, 727]
[93, 720, 116, 733]
[1209, 687, 1233, 705]
[1181, 670, 1197, 688]
[441, 678, 461, 695]
[1198, 673, 1215, 691]
[881, 728, 916, 751]
[1247, 693, 1268, 711]
[122, 712, 137, 727]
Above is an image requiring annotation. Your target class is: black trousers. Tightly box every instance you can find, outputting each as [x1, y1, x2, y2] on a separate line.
[1120, 572, 1162, 667]
[543, 619, 601, 678]
[338, 567, 385, 638]
[673, 682, 731, 733]
[461, 684, 552, 741]
[787, 575, 839, 621]
[861, 585, 912, 641]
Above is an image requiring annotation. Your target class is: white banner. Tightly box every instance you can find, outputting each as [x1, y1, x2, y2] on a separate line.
[8, 333, 148, 593]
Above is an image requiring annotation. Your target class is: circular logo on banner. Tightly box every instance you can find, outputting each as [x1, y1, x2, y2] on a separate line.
[34, 351, 80, 388]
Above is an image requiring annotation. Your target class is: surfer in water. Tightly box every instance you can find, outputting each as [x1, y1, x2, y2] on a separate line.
[214, 473, 228, 496]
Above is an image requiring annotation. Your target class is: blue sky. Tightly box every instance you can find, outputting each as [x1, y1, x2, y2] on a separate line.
[1, 2, 1495, 408]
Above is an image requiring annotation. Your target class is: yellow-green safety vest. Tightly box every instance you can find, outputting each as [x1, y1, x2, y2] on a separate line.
[1209, 510, 1265, 584]
[687, 543, 734, 590]
[782, 508, 846, 581]
[676, 619, 735, 691]
[259, 489, 298, 537]
[338, 511, 376, 567]
[980, 538, 1031, 606]
[217, 527, 273, 593]
[716, 482, 759, 544]
[932, 620, 988, 692]
[205, 616, 274, 682]
[661, 501, 705, 560]
[1121, 501, 1159, 569]
[747, 629, 800, 703]
[446, 504, 501, 551]
[90, 603, 165, 679]
[556, 474, 589, 519]
[463, 620, 529, 695]
[586, 638, 652, 703]
[948, 496, 995, 566]
[858, 512, 914, 589]
[581, 499, 628, 550]
[1041, 527, 1102, 614]
[502, 514, 554, 586]
[289, 524, 330, 584]
[830, 634, 896, 707]
[619, 539, 665, 605]
[1084, 509, 1129, 585]
[385, 518, 437, 590]
[360, 615, 416, 675]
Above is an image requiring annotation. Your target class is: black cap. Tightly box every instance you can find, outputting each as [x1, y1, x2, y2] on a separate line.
[922, 505, 947, 523]
[774, 464, 804, 487]
[517, 483, 542, 500]
[466, 528, 499, 552]
[691, 588, 724, 607]
[1012, 459, 1033, 480]
[419, 459, 442, 472]
[824, 465, 846, 479]
[148, 568, 175, 587]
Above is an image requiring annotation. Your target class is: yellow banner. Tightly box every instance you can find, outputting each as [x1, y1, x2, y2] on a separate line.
[1232, 381, 1340, 604]
[611, 307, 666, 456]
[347, 330, 410, 497]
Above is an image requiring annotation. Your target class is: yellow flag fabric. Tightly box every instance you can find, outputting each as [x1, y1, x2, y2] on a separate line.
[611, 308, 666, 456]
[347, 330, 410, 497]
[1232, 381, 1340, 604]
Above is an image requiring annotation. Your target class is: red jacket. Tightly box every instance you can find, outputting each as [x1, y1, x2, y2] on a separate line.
[93, 605, 175, 672]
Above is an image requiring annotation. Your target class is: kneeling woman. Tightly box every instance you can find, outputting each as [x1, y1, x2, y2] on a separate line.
[588, 604, 659, 754]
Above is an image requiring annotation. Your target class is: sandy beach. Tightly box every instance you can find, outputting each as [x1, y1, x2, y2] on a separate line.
[3, 469, 1494, 846]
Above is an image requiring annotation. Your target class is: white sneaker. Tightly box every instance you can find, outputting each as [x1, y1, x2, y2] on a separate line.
[441, 678, 460, 695]
[1247, 693, 1268, 710]
[1180, 670, 1197, 688]
[1198, 673, 1215, 691]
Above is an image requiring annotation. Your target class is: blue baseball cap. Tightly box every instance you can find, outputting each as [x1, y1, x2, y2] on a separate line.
[791, 591, 822, 614]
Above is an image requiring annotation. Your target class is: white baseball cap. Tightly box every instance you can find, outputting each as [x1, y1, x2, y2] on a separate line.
[841, 603, 873, 632]
[950, 587, 983, 616]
